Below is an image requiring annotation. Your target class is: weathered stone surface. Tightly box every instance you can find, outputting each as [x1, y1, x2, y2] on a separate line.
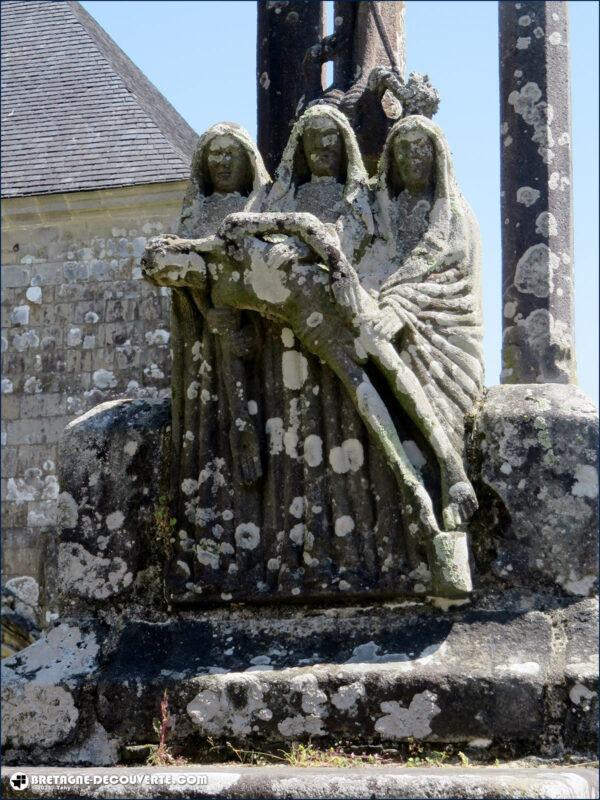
[472, 385, 598, 596]
[2, 183, 183, 586]
[1, 577, 41, 658]
[562, 600, 599, 751]
[3, 598, 596, 764]
[499, 2, 575, 384]
[333, 2, 406, 92]
[2, 766, 598, 799]
[101, 601, 598, 754]
[56, 398, 169, 610]
[1, 620, 106, 763]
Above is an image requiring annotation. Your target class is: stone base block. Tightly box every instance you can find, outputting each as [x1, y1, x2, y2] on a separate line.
[2, 766, 598, 799]
[2, 599, 597, 765]
[51, 387, 599, 617]
[473, 384, 598, 596]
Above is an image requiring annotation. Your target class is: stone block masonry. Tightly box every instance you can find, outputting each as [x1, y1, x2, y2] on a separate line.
[1, 181, 186, 590]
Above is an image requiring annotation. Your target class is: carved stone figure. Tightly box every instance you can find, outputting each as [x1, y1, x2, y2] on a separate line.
[145, 100, 482, 600]
[142, 113, 483, 599]
[178, 123, 270, 238]
[167, 124, 271, 584]
[265, 104, 373, 260]
[363, 115, 484, 528]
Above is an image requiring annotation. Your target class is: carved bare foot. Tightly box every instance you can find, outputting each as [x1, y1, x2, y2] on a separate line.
[230, 424, 263, 486]
[429, 530, 473, 598]
[441, 462, 478, 531]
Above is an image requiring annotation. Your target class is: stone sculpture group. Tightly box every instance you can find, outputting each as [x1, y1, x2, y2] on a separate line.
[2, 2, 598, 771]
[142, 101, 483, 605]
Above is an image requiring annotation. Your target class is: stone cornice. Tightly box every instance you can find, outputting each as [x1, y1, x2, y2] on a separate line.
[1, 181, 188, 228]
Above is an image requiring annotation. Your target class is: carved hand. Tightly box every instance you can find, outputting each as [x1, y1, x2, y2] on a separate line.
[141, 236, 208, 289]
[367, 66, 404, 101]
[369, 305, 405, 339]
[265, 238, 312, 270]
[218, 211, 341, 271]
[159, 233, 193, 252]
[157, 233, 223, 255]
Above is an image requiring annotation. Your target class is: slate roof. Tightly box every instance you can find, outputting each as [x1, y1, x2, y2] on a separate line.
[1, 0, 198, 197]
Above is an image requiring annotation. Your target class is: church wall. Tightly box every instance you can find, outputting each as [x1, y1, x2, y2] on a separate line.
[1, 182, 184, 589]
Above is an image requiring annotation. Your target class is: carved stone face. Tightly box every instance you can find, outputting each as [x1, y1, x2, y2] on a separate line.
[302, 118, 344, 179]
[391, 130, 435, 193]
[205, 134, 250, 194]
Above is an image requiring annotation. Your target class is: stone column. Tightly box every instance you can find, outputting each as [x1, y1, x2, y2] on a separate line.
[333, 1, 405, 90]
[499, 1, 576, 384]
[257, 0, 325, 175]
[333, 1, 405, 174]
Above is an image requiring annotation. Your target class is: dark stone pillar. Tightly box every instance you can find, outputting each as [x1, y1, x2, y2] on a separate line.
[333, 1, 405, 90]
[333, 1, 405, 173]
[499, 1, 576, 384]
[257, 0, 325, 175]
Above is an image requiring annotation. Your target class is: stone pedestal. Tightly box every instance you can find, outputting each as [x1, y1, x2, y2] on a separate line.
[472, 384, 598, 597]
[2, 391, 597, 765]
[2, 599, 598, 766]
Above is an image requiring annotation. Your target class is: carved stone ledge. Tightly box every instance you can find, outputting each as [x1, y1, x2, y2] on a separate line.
[2, 599, 597, 764]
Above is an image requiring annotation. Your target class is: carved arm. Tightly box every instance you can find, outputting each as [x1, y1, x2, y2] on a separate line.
[218, 212, 356, 284]
[141, 234, 226, 290]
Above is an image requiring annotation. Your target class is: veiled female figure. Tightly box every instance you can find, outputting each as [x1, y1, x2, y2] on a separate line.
[178, 122, 270, 238]
[361, 114, 484, 530]
[168, 123, 271, 599]
[265, 104, 373, 260]
[229, 103, 424, 601]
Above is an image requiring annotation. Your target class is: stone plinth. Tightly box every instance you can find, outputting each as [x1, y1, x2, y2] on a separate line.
[2, 600, 598, 765]
[472, 384, 598, 597]
[56, 398, 169, 613]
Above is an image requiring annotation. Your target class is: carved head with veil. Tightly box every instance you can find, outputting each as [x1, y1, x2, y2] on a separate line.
[179, 122, 271, 238]
[265, 104, 373, 261]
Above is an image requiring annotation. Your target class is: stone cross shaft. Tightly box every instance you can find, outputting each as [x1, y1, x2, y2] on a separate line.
[256, 1, 405, 174]
[499, 1, 576, 385]
[257, 1, 325, 175]
[332, 1, 406, 91]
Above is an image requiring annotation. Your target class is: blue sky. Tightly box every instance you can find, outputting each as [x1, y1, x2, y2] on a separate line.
[82, 0, 599, 403]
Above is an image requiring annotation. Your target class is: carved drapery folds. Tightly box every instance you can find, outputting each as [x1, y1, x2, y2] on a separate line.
[142, 99, 484, 604]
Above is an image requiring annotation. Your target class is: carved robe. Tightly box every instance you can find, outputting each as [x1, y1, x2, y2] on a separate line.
[369, 116, 484, 459]
[168, 123, 271, 601]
